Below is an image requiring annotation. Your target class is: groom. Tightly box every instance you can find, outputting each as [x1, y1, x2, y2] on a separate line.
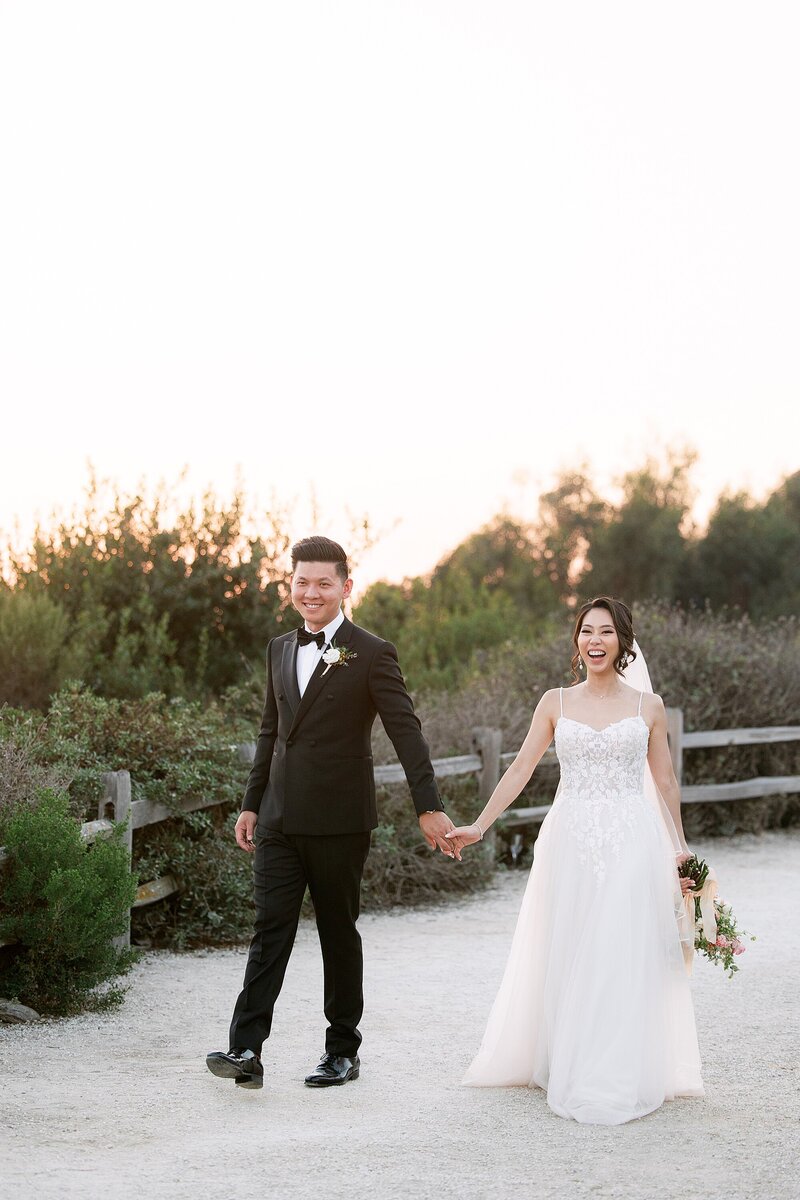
[206, 536, 455, 1090]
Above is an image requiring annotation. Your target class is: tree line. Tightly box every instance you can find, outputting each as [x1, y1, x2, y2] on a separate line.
[1, 454, 798, 706]
[358, 454, 800, 687]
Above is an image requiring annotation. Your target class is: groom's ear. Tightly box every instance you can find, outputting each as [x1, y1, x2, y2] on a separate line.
[342, 577, 354, 600]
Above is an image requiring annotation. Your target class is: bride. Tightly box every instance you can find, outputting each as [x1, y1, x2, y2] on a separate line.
[445, 596, 704, 1125]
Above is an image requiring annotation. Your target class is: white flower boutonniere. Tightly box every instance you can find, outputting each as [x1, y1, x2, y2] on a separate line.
[321, 643, 358, 676]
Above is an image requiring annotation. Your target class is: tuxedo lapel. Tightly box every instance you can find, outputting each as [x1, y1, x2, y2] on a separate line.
[289, 618, 355, 734]
[281, 634, 302, 715]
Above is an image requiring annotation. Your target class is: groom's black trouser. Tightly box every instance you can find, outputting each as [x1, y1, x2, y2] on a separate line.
[228, 828, 371, 1058]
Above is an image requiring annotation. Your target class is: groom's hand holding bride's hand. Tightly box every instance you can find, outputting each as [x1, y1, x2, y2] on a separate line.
[419, 811, 458, 858]
[443, 824, 483, 861]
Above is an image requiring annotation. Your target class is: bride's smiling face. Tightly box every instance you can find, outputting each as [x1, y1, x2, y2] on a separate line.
[577, 607, 620, 677]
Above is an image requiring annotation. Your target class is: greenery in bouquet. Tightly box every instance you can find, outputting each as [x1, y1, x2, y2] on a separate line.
[678, 854, 754, 977]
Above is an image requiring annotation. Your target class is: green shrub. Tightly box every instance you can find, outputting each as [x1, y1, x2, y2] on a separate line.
[0, 710, 76, 837]
[0, 589, 72, 711]
[129, 777, 493, 949]
[363, 775, 494, 910]
[0, 791, 138, 1015]
[635, 604, 800, 839]
[0, 685, 254, 825]
[131, 804, 254, 949]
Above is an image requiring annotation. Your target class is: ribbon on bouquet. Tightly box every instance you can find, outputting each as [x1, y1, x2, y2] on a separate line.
[680, 865, 718, 974]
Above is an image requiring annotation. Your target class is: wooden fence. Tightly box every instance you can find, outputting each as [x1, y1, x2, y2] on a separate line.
[1, 712, 798, 948]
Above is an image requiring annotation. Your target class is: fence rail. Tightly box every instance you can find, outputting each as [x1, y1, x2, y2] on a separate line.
[1, 712, 798, 949]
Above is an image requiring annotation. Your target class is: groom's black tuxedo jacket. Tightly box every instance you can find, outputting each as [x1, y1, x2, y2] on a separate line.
[241, 618, 443, 836]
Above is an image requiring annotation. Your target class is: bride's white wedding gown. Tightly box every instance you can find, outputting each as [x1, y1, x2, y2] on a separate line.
[463, 689, 704, 1125]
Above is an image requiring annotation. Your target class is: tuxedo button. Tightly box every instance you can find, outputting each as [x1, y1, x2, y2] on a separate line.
[310, 739, 317, 747]
[278, 693, 285, 700]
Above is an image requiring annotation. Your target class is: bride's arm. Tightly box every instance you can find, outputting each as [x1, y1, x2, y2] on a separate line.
[445, 690, 560, 857]
[645, 694, 690, 856]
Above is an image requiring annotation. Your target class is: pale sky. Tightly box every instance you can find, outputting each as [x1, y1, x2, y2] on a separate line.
[1, 2, 798, 590]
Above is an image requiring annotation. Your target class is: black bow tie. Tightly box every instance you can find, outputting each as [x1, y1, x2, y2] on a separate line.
[297, 628, 326, 649]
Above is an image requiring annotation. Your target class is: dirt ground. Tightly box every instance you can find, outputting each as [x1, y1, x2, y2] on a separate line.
[1, 830, 797, 1200]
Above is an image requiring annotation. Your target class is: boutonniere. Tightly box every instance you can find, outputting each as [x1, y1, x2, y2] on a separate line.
[321, 642, 358, 675]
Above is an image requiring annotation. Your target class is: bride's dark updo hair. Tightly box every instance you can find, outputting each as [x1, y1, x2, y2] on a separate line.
[570, 596, 637, 682]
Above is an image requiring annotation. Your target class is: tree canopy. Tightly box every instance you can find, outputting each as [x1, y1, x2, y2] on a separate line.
[356, 457, 799, 689]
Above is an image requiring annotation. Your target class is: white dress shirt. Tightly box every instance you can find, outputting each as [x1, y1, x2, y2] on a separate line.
[296, 609, 345, 696]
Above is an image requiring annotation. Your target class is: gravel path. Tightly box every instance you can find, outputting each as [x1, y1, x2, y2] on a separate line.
[1, 830, 798, 1200]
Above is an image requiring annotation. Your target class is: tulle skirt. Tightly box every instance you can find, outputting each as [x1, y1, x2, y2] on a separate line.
[463, 792, 704, 1124]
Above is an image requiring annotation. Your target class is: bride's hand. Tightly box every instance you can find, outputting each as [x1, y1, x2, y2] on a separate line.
[444, 825, 484, 861]
[675, 851, 695, 895]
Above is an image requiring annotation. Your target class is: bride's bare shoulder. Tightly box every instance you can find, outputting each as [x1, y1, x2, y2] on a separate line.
[640, 691, 666, 722]
[537, 687, 567, 717]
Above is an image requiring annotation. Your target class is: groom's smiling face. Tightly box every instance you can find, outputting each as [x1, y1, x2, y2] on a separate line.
[291, 561, 353, 633]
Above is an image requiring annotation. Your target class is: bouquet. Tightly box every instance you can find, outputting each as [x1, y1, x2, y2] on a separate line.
[678, 855, 754, 977]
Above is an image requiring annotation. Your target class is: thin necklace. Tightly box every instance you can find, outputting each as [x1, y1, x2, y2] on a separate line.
[584, 682, 624, 701]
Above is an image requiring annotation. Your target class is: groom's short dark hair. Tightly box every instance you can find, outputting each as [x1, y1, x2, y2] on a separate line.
[291, 536, 350, 582]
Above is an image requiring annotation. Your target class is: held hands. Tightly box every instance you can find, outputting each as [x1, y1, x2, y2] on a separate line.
[237, 810, 463, 859]
[234, 811, 258, 853]
[419, 811, 458, 857]
[443, 824, 484, 862]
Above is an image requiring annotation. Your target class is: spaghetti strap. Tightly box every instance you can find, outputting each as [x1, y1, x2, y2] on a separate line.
[560, 687, 564, 716]
[637, 690, 644, 716]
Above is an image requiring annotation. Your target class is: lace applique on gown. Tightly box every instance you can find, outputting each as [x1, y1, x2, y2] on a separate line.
[463, 690, 703, 1125]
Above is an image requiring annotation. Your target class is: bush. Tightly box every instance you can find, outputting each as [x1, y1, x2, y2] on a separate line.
[0, 685, 255, 825]
[0, 791, 138, 1015]
[362, 776, 494, 910]
[0, 589, 72, 711]
[0, 688, 257, 952]
[129, 777, 494, 949]
[633, 605, 800, 731]
[0, 710, 76, 837]
[131, 804, 254, 949]
[635, 604, 800, 839]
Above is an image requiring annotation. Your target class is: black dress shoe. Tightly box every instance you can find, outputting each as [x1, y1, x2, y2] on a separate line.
[304, 1053, 360, 1088]
[206, 1047, 264, 1089]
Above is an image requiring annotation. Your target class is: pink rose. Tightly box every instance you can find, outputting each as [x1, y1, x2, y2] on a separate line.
[733, 941, 745, 955]
[716, 935, 728, 948]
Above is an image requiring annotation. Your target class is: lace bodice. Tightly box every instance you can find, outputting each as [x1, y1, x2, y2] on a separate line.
[554, 703, 656, 883]
[555, 715, 649, 799]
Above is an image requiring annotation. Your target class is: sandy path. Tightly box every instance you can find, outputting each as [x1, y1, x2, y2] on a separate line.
[1, 830, 797, 1200]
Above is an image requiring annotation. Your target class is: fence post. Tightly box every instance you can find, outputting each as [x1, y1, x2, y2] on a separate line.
[101, 771, 133, 949]
[471, 727, 502, 850]
[666, 708, 684, 787]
